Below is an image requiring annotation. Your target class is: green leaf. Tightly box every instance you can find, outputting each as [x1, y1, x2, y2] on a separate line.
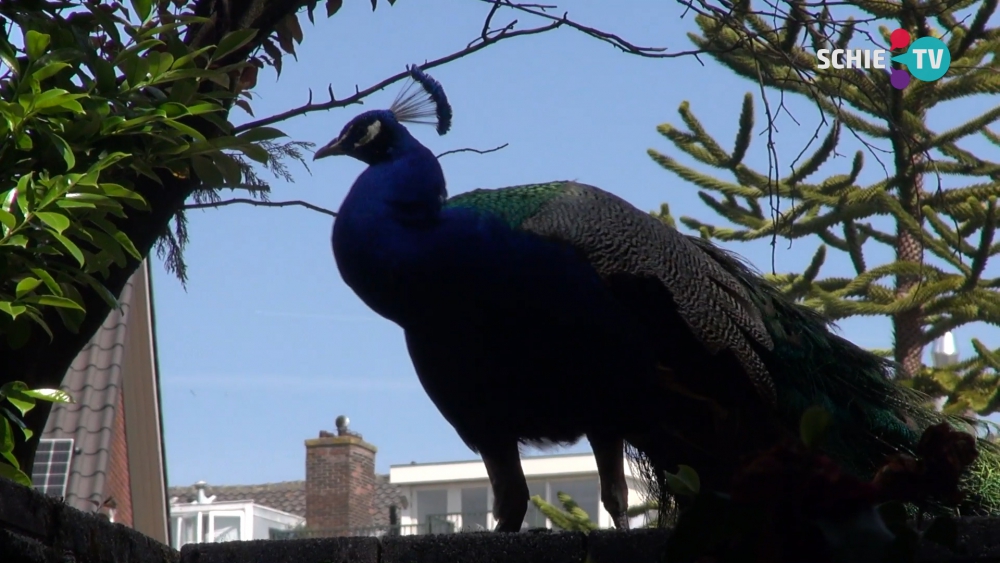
[98, 183, 145, 203]
[327, 0, 344, 17]
[0, 302, 27, 319]
[148, 52, 174, 78]
[237, 127, 287, 143]
[35, 211, 70, 234]
[3, 235, 28, 248]
[170, 46, 214, 71]
[3, 389, 35, 416]
[15, 277, 42, 298]
[190, 155, 224, 187]
[663, 464, 700, 498]
[30, 89, 86, 112]
[0, 39, 20, 76]
[26, 295, 84, 311]
[29, 268, 62, 296]
[48, 133, 75, 171]
[47, 229, 85, 266]
[0, 209, 15, 232]
[0, 461, 32, 487]
[213, 153, 243, 186]
[131, 0, 153, 22]
[2, 408, 33, 441]
[25, 30, 51, 60]
[21, 389, 72, 403]
[32, 61, 70, 82]
[26, 308, 54, 341]
[238, 142, 270, 164]
[16, 132, 33, 150]
[0, 417, 14, 456]
[91, 57, 118, 94]
[88, 152, 130, 174]
[800, 405, 833, 448]
[113, 231, 141, 260]
[56, 200, 96, 210]
[213, 29, 258, 61]
[0, 381, 23, 400]
[163, 119, 207, 142]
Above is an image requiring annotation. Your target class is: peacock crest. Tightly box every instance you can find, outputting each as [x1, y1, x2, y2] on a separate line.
[390, 65, 452, 135]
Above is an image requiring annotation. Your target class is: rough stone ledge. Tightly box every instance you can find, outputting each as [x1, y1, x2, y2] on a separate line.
[9, 476, 1000, 563]
[0, 478, 180, 563]
[177, 525, 1000, 563]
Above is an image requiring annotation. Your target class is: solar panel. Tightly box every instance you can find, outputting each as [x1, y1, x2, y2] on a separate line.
[32, 438, 74, 498]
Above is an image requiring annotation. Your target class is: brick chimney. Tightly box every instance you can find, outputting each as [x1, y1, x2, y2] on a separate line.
[305, 415, 377, 535]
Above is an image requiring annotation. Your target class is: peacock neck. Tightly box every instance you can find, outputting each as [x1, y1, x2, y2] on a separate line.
[331, 128, 450, 323]
[339, 132, 447, 226]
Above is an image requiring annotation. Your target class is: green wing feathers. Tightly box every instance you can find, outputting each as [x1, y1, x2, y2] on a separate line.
[444, 182, 571, 228]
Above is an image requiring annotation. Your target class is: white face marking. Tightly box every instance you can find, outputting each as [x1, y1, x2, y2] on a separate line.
[354, 120, 382, 148]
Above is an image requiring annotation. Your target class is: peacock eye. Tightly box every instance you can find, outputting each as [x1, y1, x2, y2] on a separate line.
[353, 119, 382, 148]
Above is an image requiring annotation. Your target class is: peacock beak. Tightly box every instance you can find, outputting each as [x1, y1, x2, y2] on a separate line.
[314, 137, 347, 160]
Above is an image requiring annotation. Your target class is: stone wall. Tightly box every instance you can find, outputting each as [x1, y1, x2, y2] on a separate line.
[3, 477, 1000, 563]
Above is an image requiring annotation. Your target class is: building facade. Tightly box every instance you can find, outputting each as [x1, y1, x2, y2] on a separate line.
[169, 415, 651, 547]
[32, 260, 171, 544]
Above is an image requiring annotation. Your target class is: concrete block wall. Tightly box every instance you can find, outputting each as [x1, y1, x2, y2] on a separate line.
[5, 477, 1000, 563]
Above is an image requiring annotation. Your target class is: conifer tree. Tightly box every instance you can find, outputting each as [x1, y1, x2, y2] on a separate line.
[649, 0, 1000, 414]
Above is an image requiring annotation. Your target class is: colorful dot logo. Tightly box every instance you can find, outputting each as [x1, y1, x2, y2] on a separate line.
[888, 29, 951, 89]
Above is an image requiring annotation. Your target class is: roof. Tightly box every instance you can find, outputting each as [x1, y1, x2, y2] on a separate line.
[40, 275, 137, 513]
[168, 474, 405, 525]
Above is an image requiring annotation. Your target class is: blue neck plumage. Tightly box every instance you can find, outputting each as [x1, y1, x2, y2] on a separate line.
[332, 121, 451, 324]
[341, 124, 447, 226]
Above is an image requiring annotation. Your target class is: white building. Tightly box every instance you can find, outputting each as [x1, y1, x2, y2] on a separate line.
[168, 481, 305, 549]
[168, 418, 653, 546]
[389, 452, 652, 534]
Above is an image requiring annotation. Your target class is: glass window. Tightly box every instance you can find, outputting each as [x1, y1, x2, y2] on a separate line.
[523, 481, 547, 530]
[548, 478, 600, 524]
[212, 515, 242, 542]
[175, 514, 198, 549]
[416, 489, 449, 533]
[460, 487, 488, 531]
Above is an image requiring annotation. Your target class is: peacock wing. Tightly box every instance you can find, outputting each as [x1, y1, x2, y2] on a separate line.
[448, 181, 777, 405]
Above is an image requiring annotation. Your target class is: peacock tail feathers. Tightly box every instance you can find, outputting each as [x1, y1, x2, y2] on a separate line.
[445, 180, 1000, 515]
[688, 235, 1000, 515]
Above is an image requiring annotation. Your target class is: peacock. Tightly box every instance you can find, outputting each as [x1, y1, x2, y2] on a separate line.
[314, 65, 1000, 531]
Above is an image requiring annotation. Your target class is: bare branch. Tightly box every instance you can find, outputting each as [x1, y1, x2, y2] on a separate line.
[235, 1, 729, 134]
[234, 20, 561, 132]
[437, 143, 510, 159]
[184, 198, 337, 217]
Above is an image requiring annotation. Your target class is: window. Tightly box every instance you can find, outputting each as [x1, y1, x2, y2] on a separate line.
[212, 515, 241, 542]
[548, 478, 600, 523]
[32, 439, 73, 498]
[175, 515, 198, 549]
[460, 487, 488, 531]
[172, 512, 243, 547]
[416, 489, 450, 533]
[523, 481, 547, 530]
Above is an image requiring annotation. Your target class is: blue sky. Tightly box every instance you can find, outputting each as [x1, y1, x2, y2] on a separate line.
[152, 0, 1000, 488]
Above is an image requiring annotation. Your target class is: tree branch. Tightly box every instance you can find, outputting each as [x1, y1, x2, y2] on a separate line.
[234, 0, 722, 134]
[184, 198, 337, 217]
[437, 143, 509, 159]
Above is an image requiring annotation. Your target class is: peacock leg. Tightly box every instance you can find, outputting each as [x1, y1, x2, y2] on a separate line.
[481, 441, 529, 533]
[589, 433, 630, 530]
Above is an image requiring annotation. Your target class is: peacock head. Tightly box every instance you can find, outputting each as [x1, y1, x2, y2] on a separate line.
[314, 65, 452, 165]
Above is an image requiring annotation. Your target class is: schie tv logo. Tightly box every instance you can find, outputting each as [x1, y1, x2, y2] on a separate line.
[815, 29, 951, 89]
